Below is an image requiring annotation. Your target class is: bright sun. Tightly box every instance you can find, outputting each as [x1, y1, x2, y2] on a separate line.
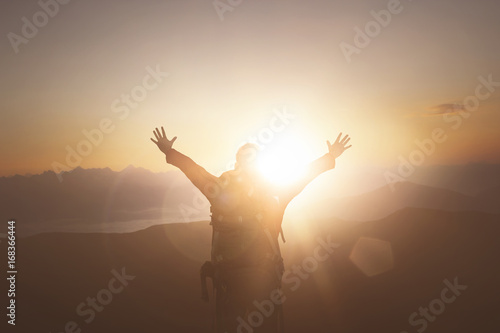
[257, 132, 314, 185]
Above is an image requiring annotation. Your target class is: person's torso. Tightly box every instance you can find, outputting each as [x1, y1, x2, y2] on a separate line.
[210, 170, 282, 267]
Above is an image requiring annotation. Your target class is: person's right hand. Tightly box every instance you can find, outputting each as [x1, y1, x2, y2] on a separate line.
[151, 126, 177, 155]
[326, 133, 352, 159]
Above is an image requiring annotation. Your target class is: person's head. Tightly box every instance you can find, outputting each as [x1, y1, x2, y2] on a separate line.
[235, 143, 261, 172]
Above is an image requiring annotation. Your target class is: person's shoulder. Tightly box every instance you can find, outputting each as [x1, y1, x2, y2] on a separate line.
[218, 169, 239, 186]
[219, 169, 237, 178]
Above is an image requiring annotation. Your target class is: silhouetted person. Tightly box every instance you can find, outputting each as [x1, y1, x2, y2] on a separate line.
[151, 127, 351, 333]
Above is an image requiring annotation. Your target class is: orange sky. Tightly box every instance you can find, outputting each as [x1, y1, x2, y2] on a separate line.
[1, 0, 499, 177]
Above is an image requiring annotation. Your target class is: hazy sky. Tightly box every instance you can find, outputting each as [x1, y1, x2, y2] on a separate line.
[1, 0, 499, 177]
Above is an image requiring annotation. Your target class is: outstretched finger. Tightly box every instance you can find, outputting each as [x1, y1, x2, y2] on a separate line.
[335, 133, 342, 144]
[171, 136, 178, 143]
[342, 137, 351, 146]
[150, 137, 158, 144]
[344, 145, 352, 150]
[340, 134, 349, 144]
[161, 126, 166, 138]
[326, 140, 332, 148]
[154, 129, 160, 141]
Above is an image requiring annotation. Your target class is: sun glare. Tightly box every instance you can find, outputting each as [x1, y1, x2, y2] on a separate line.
[258, 153, 306, 185]
[257, 132, 314, 185]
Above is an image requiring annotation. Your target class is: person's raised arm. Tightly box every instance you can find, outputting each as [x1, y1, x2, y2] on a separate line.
[151, 126, 219, 200]
[277, 133, 352, 206]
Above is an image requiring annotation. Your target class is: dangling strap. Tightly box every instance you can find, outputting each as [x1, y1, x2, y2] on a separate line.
[279, 226, 286, 243]
[200, 261, 214, 302]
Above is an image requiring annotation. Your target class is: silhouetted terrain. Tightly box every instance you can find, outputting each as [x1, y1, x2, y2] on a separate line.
[406, 163, 500, 195]
[303, 181, 500, 221]
[2, 164, 500, 235]
[0, 166, 210, 235]
[4, 208, 499, 333]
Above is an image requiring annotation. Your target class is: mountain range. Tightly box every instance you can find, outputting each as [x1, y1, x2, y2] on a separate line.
[1, 164, 499, 235]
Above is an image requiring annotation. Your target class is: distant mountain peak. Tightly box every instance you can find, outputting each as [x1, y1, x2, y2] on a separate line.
[122, 164, 136, 171]
[120, 165, 152, 175]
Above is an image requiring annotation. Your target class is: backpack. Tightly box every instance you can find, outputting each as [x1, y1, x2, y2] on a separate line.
[200, 169, 285, 302]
